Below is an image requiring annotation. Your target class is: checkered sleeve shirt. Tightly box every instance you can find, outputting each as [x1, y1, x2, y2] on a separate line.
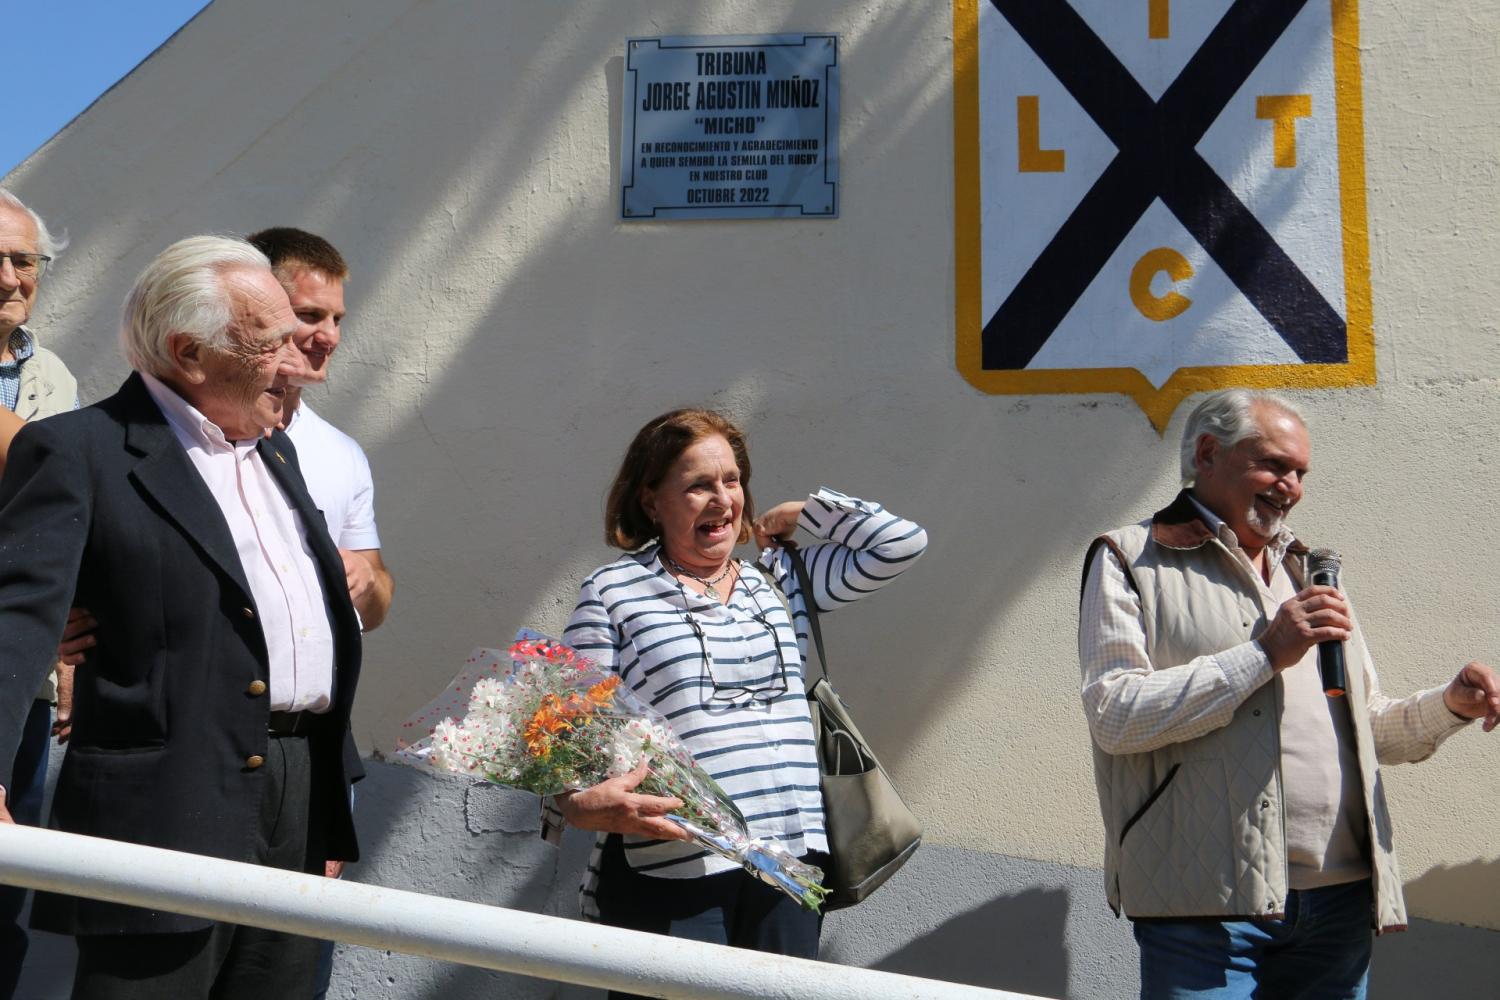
[0, 328, 36, 411]
[1079, 544, 1274, 756]
[1079, 541, 1469, 760]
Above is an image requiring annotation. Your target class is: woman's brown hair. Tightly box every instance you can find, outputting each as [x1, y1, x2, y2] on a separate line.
[604, 408, 755, 550]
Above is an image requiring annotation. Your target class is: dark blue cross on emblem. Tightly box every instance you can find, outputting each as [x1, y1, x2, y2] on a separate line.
[983, 0, 1347, 371]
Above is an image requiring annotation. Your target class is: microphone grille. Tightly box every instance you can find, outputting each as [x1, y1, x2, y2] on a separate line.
[1308, 547, 1342, 575]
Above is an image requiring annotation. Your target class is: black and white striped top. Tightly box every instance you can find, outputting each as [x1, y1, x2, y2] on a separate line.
[559, 487, 926, 916]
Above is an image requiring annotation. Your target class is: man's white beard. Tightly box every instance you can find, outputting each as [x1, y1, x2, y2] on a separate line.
[1245, 501, 1283, 539]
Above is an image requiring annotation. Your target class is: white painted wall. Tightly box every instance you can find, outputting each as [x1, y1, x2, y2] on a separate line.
[7, 0, 1499, 935]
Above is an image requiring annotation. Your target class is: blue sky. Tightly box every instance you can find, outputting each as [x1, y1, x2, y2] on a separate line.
[2, 1, 211, 178]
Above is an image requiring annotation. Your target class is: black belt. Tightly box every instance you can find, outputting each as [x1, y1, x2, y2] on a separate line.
[268, 710, 321, 737]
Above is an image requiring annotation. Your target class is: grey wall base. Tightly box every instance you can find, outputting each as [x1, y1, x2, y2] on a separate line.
[16, 757, 1499, 998]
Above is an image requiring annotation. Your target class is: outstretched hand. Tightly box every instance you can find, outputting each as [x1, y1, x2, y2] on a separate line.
[1443, 660, 1500, 732]
[557, 761, 690, 841]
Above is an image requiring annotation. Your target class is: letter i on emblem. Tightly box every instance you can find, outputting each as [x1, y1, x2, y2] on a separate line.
[1149, 0, 1170, 39]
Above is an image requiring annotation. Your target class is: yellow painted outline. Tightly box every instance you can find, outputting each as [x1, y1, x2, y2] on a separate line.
[953, 0, 1375, 432]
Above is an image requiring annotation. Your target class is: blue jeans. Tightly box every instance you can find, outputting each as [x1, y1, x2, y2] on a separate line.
[1134, 879, 1373, 1000]
[0, 699, 52, 1000]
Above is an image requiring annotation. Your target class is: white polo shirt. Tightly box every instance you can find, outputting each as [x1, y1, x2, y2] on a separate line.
[284, 401, 381, 551]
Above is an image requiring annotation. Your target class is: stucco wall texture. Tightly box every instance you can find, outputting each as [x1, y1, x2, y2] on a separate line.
[5, 0, 1498, 992]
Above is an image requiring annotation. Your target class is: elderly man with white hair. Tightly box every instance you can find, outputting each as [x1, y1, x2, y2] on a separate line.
[1078, 389, 1500, 1000]
[0, 235, 362, 999]
[0, 187, 81, 1000]
[0, 188, 75, 425]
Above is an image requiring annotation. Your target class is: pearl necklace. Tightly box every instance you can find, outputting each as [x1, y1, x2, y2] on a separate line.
[663, 552, 737, 601]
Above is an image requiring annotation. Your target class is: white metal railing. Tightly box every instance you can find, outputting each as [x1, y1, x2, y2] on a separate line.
[0, 824, 1051, 1000]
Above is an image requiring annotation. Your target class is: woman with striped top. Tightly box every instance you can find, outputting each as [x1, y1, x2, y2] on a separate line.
[557, 408, 926, 982]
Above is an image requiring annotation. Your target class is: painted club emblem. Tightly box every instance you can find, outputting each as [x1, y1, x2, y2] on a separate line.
[954, 0, 1374, 429]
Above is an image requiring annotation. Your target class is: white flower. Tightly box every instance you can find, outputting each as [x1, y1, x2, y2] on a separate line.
[469, 676, 510, 712]
[605, 726, 647, 775]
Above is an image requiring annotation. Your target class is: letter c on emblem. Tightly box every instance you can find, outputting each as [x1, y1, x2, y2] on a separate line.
[1129, 247, 1194, 322]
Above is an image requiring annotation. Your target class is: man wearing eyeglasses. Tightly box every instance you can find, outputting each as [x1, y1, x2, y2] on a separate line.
[0, 190, 75, 427]
[0, 187, 79, 1000]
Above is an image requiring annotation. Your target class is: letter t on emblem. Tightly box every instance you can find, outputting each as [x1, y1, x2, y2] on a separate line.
[1256, 95, 1313, 169]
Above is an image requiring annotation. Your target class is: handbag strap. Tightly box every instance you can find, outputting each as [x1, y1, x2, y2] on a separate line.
[760, 543, 831, 687]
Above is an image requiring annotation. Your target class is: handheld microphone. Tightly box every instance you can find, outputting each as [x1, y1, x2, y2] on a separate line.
[1308, 548, 1347, 698]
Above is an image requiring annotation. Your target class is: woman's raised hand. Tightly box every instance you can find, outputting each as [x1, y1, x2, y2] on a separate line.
[556, 761, 692, 841]
[753, 501, 805, 549]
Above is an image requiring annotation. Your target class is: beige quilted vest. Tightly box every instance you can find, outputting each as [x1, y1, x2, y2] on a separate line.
[15, 333, 78, 421]
[1088, 492, 1407, 932]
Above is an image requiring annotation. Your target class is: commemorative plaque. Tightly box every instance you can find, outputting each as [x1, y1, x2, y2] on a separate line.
[621, 33, 839, 220]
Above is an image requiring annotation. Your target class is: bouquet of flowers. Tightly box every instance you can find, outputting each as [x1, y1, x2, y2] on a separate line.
[396, 633, 828, 912]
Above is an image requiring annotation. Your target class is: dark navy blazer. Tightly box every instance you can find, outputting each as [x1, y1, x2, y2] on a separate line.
[0, 372, 362, 935]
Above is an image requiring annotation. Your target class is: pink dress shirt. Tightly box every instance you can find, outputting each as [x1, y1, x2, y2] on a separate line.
[142, 373, 334, 712]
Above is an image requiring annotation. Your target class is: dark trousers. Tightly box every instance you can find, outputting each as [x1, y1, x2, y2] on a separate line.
[0, 699, 52, 1000]
[310, 785, 354, 1000]
[593, 835, 825, 1000]
[70, 734, 324, 1000]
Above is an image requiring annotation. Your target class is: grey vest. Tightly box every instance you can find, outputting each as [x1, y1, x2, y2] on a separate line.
[1086, 492, 1406, 931]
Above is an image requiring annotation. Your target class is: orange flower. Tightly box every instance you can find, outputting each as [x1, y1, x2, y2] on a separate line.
[586, 675, 621, 706]
[523, 695, 575, 757]
[523, 727, 552, 756]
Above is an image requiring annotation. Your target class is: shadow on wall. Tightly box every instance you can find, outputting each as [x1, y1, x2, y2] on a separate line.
[1371, 914, 1500, 997]
[1398, 857, 1500, 933]
[868, 887, 1072, 997]
[816, 842, 1122, 998]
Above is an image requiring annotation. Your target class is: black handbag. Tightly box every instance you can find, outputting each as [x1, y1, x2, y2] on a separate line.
[771, 546, 923, 909]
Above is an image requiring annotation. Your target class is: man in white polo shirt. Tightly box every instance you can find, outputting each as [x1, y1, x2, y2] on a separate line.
[247, 228, 393, 632]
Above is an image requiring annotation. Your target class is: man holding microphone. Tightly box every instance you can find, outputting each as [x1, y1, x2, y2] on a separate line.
[1078, 389, 1500, 999]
